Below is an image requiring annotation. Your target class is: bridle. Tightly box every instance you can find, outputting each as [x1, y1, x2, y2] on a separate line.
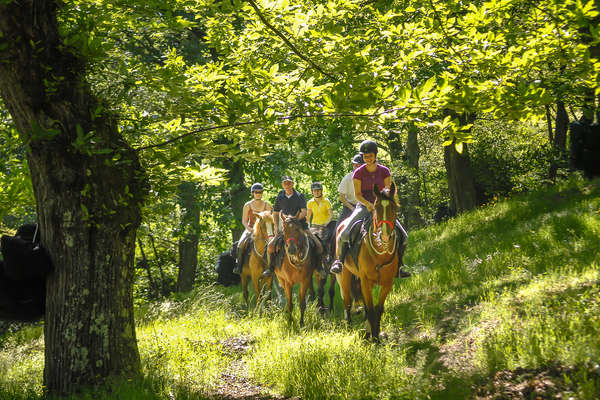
[368, 198, 397, 256]
[283, 220, 310, 268]
[253, 218, 274, 258]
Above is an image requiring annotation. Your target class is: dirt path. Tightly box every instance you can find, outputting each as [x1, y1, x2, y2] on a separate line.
[210, 335, 298, 400]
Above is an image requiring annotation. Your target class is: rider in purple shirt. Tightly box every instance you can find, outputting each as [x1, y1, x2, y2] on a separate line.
[330, 140, 409, 277]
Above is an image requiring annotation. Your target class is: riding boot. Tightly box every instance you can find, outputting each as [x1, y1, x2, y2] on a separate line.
[233, 237, 247, 275]
[261, 240, 276, 277]
[330, 243, 349, 274]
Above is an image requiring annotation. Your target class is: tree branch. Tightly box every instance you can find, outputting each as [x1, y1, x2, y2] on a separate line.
[135, 107, 419, 151]
[246, 0, 337, 81]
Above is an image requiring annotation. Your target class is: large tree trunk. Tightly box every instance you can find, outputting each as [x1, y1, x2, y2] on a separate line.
[444, 140, 477, 214]
[176, 182, 200, 292]
[0, 1, 146, 395]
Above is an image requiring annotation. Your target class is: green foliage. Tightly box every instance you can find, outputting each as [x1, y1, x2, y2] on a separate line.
[2, 179, 599, 399]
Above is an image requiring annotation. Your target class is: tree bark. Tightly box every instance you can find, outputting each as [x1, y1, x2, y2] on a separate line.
[549, 101, 569, 180]
[405, 124, 425, 227]
[444, 140, 477, 214]
[0, 1, 146, 394]
[176, 182, 200, 292]
[224, 159, 246, 243]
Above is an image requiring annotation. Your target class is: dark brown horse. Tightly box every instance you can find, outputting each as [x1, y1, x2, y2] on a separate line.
[336, 184, 400, 339]
[275, 213, 319, 326]
[240, 211, 275, 306]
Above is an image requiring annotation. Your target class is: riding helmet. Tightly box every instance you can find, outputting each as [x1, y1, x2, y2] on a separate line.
[250, 183, 264, 193]
[311, 182, 323, 190]
[352, 154, 364, 165]
[359, 140, 378, 155]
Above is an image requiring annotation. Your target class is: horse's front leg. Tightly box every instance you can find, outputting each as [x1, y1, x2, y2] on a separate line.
[336, 268, 353, 325]
[299, 277, 310, 327]
[316, 269, 326, 314]
[283, 280, 293, 315]
[241, 272, 249, 306]
[359, 277, 375, 340]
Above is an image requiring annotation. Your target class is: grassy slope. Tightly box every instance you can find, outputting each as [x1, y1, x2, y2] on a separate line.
[1, 177, 599, 400]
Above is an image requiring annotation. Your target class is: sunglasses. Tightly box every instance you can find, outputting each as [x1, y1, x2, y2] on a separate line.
[254, 191, 263, 194]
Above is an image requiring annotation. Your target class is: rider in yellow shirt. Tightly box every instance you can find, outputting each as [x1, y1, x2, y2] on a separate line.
[306, 182, 332, 241]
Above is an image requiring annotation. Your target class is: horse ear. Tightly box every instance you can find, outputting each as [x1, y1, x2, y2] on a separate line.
[390, 182, 396, 196]
[295, 210, 301, 219]
[373, 184, 381, 196]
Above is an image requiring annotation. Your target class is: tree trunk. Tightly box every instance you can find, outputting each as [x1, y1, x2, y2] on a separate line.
[549, 101, 569, 180]
[444, 140, 478, 214]
[224, 159, 246, 243]
[0, 1, 146, 394]
[176, 182, 200, 292]
[405, 124, 425, 227]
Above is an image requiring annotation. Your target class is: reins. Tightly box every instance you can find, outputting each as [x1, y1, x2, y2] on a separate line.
[284, 232, 310, 269]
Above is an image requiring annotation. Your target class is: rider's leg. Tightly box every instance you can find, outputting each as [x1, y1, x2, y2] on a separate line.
[233, 230, 250, 274]
[394, 219, 411, 278]
[330, 205, 367, 274]
[261, 233, 281, 277]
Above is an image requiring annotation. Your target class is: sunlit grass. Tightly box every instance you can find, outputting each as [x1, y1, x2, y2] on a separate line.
[1, 176, 599, 399]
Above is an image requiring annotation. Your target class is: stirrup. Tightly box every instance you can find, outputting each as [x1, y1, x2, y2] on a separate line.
[261, 268, 273, 277]
[397, 267, 411, 278]
[330, 260, 343, 274]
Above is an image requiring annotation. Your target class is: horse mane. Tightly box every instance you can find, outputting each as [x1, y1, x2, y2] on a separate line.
[253, 211, 273, 236]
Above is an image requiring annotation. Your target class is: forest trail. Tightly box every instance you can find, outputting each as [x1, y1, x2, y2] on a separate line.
[210, 335, 297, 400]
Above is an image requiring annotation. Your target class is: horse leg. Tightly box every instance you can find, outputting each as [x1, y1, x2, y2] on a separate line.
[283, 280, 293, 317]
[328, 273, 336, 314]
[372, 283, 393, 339]
[299, 277, 309, 327]
[251, 262, 261, 307]
[241, 271, 249, 306]
[336, 268, 353, 325]
[359, 278, 375, 340]
[316, 269, 326, 314]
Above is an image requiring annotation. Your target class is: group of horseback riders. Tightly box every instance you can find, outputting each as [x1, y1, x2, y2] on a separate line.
[231, 139, 410, 279]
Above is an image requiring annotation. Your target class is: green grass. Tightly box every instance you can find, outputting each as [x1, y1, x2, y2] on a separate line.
[1, 176, 599, 399]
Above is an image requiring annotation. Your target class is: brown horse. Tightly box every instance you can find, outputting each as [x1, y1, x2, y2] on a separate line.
[336, 184, 401, 340]
[240, 211, 275, 306]
[275, 213, 318, 326]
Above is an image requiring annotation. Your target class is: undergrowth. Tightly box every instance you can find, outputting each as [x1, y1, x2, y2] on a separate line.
[1, 176, 599, 399]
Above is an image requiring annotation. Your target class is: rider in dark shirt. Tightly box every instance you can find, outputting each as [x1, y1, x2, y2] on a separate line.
[262, 175, 322, 277]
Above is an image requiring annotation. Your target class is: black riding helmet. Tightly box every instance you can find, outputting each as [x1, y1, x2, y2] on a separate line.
[311, 182, 323, 190]
[352, 153, 364, 164]
[359, 140, 378, 155]
[250, 183, 264, 193]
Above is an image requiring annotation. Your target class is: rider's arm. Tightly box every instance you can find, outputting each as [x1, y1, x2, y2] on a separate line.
[241, 203, 251, 231]
[273, 211, 280, 234]
[339, 193, 354, 210]
[354, 178, 374, 211]
[324, 199, 333, 224]
[384, 176, 391, 190]
[306, 206, 313, 226]
[297, 207, 307, 221]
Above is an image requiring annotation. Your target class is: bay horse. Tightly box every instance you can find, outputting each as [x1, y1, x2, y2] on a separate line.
[275, 213, 319, 326]
[336, 184, 401, 340]
[240, 211, 275, 306]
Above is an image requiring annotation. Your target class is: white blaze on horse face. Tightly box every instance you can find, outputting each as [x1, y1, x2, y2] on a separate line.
[380, 199, 390, 239]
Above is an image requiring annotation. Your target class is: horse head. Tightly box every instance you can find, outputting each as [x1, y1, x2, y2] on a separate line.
[281, 212, 306, 262]
[373, 183, 398, 244]
[253, 211, 275, 242]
